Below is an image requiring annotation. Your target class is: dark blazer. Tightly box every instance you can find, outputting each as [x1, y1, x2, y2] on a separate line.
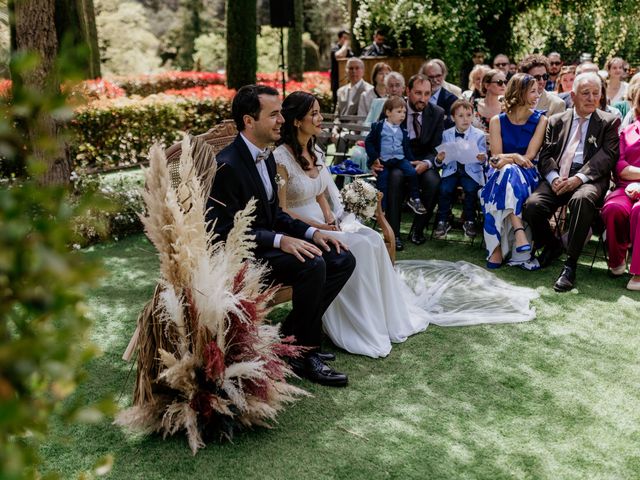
[538, 108, 620, 192]
[401, 102, 445, 162]
[361, 43, 393, 57]
[435, 87, 458, 129]
[205, 135, 311, 249]
[364, 120, 414, 167]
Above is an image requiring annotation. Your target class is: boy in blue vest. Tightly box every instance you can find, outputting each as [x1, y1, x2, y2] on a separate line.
[365, 96, 426, 214]
[434, 99, 487, 238]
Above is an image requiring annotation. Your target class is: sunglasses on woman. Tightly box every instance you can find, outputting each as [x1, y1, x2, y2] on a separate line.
[532, 73, 549, 81]
[489, 79, 507, 86]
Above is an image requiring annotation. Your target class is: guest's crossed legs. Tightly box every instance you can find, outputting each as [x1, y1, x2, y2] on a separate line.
[258, 245, 356, 349]
[387, 167, 440, 237]
[524, 181, 602, 259]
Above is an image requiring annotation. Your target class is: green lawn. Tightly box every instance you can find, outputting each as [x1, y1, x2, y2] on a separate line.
[40, 227, 640, 480]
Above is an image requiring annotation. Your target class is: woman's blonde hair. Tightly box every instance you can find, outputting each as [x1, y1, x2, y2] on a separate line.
[502, 73, 537, 113]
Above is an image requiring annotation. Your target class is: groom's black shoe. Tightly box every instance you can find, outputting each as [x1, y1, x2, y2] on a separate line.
[289, 353, 348, 387]
[316, 351, 336, 362]
[553, 264, 576, 292]
[395, 238, 404, 252]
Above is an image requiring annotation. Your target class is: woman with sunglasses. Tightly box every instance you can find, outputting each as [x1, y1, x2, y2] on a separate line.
[472, 69, 506, 150]
[463, 64, 490, 103]
[480, 73, 548, 270]
[273, 91, 429, 358]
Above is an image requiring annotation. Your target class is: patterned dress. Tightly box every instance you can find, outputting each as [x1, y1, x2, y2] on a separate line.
[480, 110, 543, 262]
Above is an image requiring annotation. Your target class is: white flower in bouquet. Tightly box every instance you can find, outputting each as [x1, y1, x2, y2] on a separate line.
[340, 179, 378, 220]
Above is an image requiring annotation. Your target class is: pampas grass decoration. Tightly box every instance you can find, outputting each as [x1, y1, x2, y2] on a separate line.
[116, 136, 308, 454]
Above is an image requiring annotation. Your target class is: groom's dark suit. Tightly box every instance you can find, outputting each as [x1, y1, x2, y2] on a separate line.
[205, 135, 356, 349]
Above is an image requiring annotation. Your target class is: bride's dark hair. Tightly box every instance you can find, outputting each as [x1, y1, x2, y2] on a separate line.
[277, 91, 319, 171]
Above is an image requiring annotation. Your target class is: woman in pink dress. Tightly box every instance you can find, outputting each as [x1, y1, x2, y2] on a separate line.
[601, 93, 640, 290]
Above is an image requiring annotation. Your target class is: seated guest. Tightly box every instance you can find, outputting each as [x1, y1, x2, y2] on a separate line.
[493, 53, 510, 76]
[519, 53, 566, 116]
[434, 99, 487, 239]
[361, 29, 393, 57]
[556, 65, 576, 109]
[524, 72, 621, 292]
[370, 74, 445, 249]
[606, 57, 629, 105]
[614, 72, 640, 125]
[472, 69, 507, 151]
[599, 76, 622, 118]
[206, 85, 355, 386]
[365, 96, 426, 214]
[330, 30, 354, 109]
[601, 91, 640, 290]
[546, 52, 563, 91]
[421, 59, 458, 128]
[357, 61, 391, 117]
[463, 64, 490, 103]
[365, 71, 405, 125]
[480, 73, 547, 271]
[334, 57, 372, 117]
[430, 58, 463, 98]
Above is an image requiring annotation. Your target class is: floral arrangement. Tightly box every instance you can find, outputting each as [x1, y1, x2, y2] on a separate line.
[340, 179, 379, 220]
[115, 136, 307, 452]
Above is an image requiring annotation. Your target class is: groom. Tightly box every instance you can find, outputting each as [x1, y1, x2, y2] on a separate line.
[205, 85, 356, 387]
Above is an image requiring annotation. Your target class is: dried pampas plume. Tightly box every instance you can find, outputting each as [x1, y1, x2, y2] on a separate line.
[116, 136, 307, 454]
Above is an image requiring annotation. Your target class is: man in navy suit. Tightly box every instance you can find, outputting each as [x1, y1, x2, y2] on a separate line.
[371, 74, 445, 248]
[421, 60, 457, 129]
[206, 85, 356, 387]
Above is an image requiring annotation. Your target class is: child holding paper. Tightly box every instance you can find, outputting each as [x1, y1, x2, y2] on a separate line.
[434, 99, 487, 238]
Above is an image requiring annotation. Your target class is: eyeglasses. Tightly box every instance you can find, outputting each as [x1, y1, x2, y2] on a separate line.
[494, 62, 508, 67]
[489, 79, 507, 86]
[531, 73, 549, 81]
[549, 61, 562, 66]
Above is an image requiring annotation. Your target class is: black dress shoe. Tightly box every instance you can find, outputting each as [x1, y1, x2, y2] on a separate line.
[289, 354, 348, 387]
[395, 238, 404, 252]
[537, 240, 564, 268]
[409, 231, 426, 245]
[316, 351, 336, 362]
[553, 265, 576, 292]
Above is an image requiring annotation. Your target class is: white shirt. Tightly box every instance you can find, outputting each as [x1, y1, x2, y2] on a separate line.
[545, 110, 591, 185]
[240, 134, 316, 248]
[405, 101, 433, 168]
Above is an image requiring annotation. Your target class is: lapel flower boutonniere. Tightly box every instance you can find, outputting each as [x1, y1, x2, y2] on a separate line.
[587, 135, 598, 149]
[274, 173, 285, 188]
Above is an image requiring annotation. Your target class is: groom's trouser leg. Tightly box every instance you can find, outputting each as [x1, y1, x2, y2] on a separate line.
[258, 246, 355, 349]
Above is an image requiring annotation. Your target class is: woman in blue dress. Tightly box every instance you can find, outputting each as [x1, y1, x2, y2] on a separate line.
[481, 73, 548, 270]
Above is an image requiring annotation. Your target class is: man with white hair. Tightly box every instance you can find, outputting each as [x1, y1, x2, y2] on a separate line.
[334, 57, 373, 117]
[364, 71, 405, 124]
[524, 72, 621, 292]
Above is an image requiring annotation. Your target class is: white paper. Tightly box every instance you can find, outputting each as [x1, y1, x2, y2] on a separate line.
[436, 139, 482, 165]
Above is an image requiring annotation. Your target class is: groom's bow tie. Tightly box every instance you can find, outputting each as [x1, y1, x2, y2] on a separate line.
[256, 149, 271, 163]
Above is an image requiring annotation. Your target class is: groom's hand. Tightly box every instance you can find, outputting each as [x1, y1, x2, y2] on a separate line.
[312, 230, 349, 254]
[280, 236, 322, 263]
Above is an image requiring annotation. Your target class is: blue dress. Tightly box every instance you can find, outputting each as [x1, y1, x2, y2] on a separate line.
[480, 110, 543, 261]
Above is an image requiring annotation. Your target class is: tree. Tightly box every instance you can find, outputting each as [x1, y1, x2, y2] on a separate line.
[55, 0, 101, 79]
[175, 0, 203, 70]
[10, 0, 70, 184]
[287, 0, 303, 80]
[226, 0, 256, 89]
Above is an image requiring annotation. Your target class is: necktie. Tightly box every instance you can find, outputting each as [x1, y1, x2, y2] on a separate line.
[559, 117, 586, 178]
[256, 149, 270, 163]
[413, 112, 421, 139]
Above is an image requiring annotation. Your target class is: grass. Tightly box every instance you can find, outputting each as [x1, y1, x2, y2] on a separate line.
[40, 222, 640, 480]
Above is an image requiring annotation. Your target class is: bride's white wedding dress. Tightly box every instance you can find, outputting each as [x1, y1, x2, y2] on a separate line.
[273, 145, 430, 358]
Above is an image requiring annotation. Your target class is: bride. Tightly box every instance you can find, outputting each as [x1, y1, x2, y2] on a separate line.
[273, 91, 430, 358]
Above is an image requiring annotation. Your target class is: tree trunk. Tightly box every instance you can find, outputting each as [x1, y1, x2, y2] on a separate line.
[287, 0, 303, 80]
[226, 0, 257, 89]
[348, 0, 361, 55]
[55, 0, 101, 79]
[11, 0, 69, 185]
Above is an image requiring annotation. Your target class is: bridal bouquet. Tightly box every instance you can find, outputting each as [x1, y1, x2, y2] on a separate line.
[340, 179, 378, 220]
[115, 136, 307, 453]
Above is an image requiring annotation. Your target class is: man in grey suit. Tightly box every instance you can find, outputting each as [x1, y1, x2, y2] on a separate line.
[334, 57, 373, 117]
[524, 72, 620, 292]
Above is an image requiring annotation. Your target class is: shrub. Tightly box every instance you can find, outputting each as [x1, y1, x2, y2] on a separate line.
[111, 71, 226, 97]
